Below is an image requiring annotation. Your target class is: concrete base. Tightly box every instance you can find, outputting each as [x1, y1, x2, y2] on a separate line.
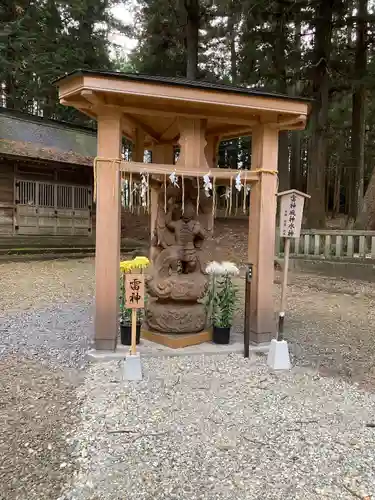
[267, 339, 291, 370]
[123, 352, 143, 381]
[87, 338, 270, 362]
[141, 328, 212, 349]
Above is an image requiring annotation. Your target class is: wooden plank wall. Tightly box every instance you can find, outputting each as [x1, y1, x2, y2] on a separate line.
[0, 157, 94, 239]
[15, 160, 92, 184]
[0, 159, 15, 234]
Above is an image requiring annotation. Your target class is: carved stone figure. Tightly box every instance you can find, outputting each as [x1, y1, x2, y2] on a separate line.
[145, 178, 213, 334]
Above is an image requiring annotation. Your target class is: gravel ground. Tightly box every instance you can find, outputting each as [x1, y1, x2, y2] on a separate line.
[0, 260, 94, 500]
[1, 302, 93, 369]
[233, 272, 375, 390]
[1, 251, 375, 499]
[0, 357, 81, 500]
[62, 355, 375, 500]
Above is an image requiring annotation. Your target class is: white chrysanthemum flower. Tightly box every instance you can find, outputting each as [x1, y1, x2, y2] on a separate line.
[221, 261, 240, 276]
[205, 261, 224, 275]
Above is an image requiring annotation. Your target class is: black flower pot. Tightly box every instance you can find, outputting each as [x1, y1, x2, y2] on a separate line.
[120, 322, 141, 345]
[212, 325, 231, 345]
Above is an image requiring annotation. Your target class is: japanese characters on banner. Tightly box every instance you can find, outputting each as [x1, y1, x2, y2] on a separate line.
[279, 191, 307, 239]
[125, 274, 145, 309]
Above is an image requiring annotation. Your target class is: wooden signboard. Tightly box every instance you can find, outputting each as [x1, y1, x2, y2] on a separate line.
[125, 274, 145, 309]
[277, 190, 310, 340]
[279, 190, 308, 239]
[125, 273, 145, 355]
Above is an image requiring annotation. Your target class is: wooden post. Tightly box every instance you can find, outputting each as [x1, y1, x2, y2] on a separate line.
[248, 125, 279, 344]
[125, 272, 145, 354]
[204, 134, 220, 233]
[244, 263, 253, 357]
[277, 189, 310, 339]
[95, 111, 123, 350]
[176, 118, 209, 170]
[150, 144, 174, 260]
[131, 309, 137, 355]
[278, 237, 290, 340]
[133, 128, 145, 162]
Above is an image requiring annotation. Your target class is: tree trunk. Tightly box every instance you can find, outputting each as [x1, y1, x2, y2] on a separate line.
[278, 132, 289, 191]
[351, 0, 367, 226]
[290, 15, 302, 191]
[3, 2, 19, 109]
[227, 0, 238, 84]
[332, 161, 341, 217]
[273, 0, 289, 191]
[356, 167, 375, 229]
[290, 133, 301, 190]
[184, 0, 200, 80]
[306, 0, 335, 229]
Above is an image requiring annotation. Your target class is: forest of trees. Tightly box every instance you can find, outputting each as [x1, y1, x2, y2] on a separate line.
[1, 0, 375, 228]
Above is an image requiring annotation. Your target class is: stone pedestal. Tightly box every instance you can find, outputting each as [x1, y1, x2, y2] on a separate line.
[145, 267, 207, 334]
[146, 300, 206, 334]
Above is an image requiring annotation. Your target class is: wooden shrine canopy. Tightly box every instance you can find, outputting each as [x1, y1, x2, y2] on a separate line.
[56, 70, 310, 140]
[55, 70, 311, 350]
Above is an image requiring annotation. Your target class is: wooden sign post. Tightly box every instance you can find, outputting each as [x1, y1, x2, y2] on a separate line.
[125, 273, 145, 354]
[267, 189, 310, 371]
[277, 190, 310, 339]
[125, 273, 145, 358]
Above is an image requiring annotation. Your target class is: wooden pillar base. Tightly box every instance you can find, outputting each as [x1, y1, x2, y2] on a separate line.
[141, 328, 212, 349]
[250, 328, 275, 345]
[95, 338, 117, 351]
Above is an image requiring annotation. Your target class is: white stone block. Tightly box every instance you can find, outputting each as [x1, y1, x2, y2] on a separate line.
[267, 339, 291, 370]
[124, 352, 143, 381]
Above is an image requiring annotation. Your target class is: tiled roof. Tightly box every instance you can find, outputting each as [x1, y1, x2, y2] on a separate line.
[0, 139, 93, 166]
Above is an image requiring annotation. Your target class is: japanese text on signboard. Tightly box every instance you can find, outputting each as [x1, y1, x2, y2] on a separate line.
[279, 193, 304, 239]
[125, 274, 145, 309]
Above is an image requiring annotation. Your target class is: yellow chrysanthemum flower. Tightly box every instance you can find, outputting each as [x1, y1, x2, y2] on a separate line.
[132, 256, 150, 268]
[120, 260, 133, 273]
[120, 256, 150, 273]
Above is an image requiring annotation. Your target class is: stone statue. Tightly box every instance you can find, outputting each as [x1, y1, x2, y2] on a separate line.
[145, 178, 213, 334]
[166, 200, 205, 274]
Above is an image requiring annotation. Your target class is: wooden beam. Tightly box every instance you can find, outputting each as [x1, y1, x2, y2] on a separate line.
[159, 118, 178, 141]
[206, 124, 257, 138]
[60, 98, 93, 110]
[81, 89, 105, 106]
[268, 114, 306, 130]
[60, 98, 134, 141]
[61, 95, 293, 132]
[122, 114, 161, 143]
[116, 104, 258, 127]
[59, 100, 99, 124]
[95, 159, 261, 182]
[62, 96, 258, 127]
[81, 75, 310, 115]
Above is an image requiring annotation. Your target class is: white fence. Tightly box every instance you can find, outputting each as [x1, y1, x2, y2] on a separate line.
[275, 229, 375, 260]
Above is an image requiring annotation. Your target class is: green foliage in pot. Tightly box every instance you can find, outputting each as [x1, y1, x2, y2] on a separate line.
[204, 261, 239, 328]
[212, 274, 238, 328]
